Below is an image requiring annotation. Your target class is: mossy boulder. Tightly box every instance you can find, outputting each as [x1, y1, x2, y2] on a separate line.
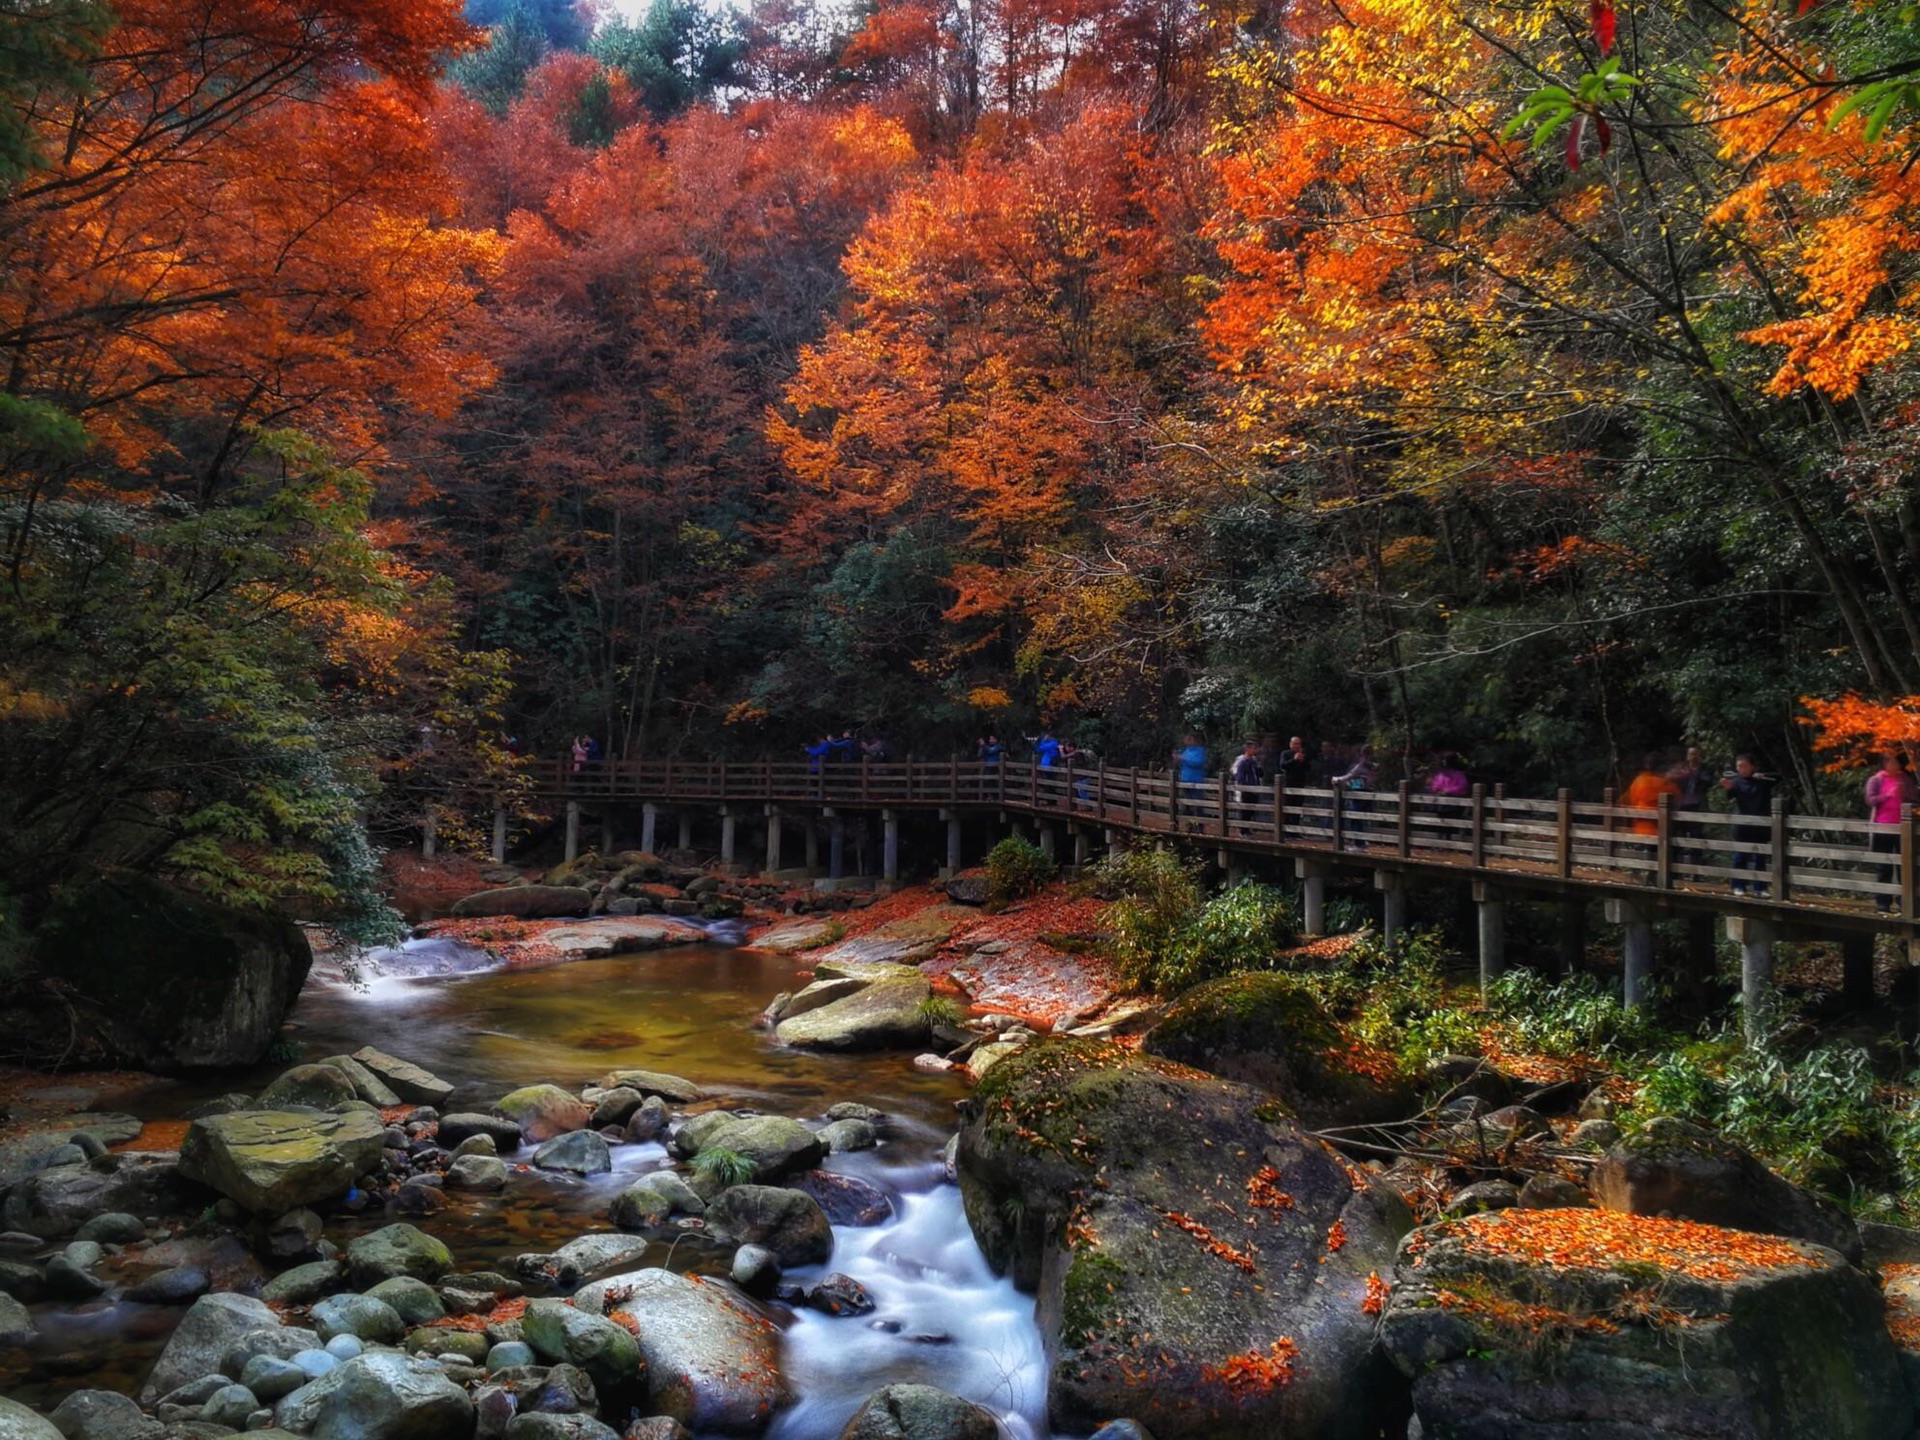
[493, 1085, 591, 1144]
[255, 1065, 359, 1113]
[1139, 973, 1416, 1127]
[179, 1110, 386, 1214]
[26, 876, 311, 1071]
[1379, 1207, 1912, 1439]
[673, 1115, 824, 1182]
[1591, 1117, 1862, 1265]
[449, 885, 593, 919]
[957, 1038, 1411, 1440]
[345, 1224, 453, 1287]
[774, 964, 932, 1052]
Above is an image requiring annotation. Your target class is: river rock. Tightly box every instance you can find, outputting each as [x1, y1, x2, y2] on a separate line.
[817, 1119, 877, 1153]
[957, 1038, 1409, 1440]
[75, 1212, 146, 1244]
[436, 1114, 523, 1150]
[750, 918, 843, 955]
[706, 1186, 832, 1267]
[1088, 1424, 1154, 1440]
[312, 1057, 402, 1109]
[597, 1071, 702, 1105]
[311, 1294, 405, 1346]
[804, 1273, 873, 1316]
[44, 1250, 105, 1299]
[443, 1159, 510, 1198]
[140, 1293, 283, 1405]
[788, 1171, 893, 1227]
[255, 1066, 359, 1113]
[520, 1299, 645, 1398]
[0, 1291, 37, 1347]
[621, 1423, 692, 1440]
[350, 1049, 454, 1108]
[178, 1110, 385, 1214]
[345, 1224, 453, 1287]
[589, 1089, 645, 1129]
[4, 1154, 193, 1238]
[531, 1132, 611, 1176]
[837, 1385, 997, 1440]
[1590, 1117, 1862, 1264]
[0, 1258, 42, 1302]
[729, 1246, 779, 1297]
[572, 1269, 787, 1433]
[506, 1416, 617, 1440]
[261, 1261, 345, 1306]
[1139, 972, 1415, 1126]
[24, 876, 311, 1070]
[365, 1278, 445, 1326]
[774, 965, 932, 1052]
[201, 1384, 259, 1430]
[551, 1235, 651, 1278]
[0, 1399, 63, 1440]
[609, 1185, 672, 1232]
[273, 1351, 474, 1440]
[449, 886, 593, 920]
[1379, 1206, 1911, 1439]
[537, 918, 706, 960]
[48, 1390, 161, 1440]
[676, 1115, 823, 1182]
[240, 1358, 311, 1405]
[125, 1265, 212, 1306]
[494, 1087, 591, 1145]
[623, 1098, 669, 1143]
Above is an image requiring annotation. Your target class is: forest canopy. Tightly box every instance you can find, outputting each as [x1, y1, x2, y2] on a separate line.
[4, 0, 1920, 924]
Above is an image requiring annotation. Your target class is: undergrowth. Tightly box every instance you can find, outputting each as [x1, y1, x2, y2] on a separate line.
[986, 836, 1055, 905]
[1098, 846, 1296, 992]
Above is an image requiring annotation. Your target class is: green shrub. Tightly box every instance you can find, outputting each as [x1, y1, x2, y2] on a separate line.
[917, 995, 964, 1028]
[1484, 969, 1663, 1058]
[1099, 846, 1297, 993]
[986, 836, 1056, 904]
[691, 1146, 755, 1188]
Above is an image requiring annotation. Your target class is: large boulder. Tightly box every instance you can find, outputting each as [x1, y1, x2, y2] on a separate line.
[675, 1116, 824, 1182]
[449, 886, 593, 920]
[1591, 1117, 1862, 1264]
[572, 1269, 787, 1433]
[255, 1066, 359, 1113]
[957, 1038, 1408, 1440]
[788, 1170, 892, 1227]
[47, 1390, 163, 1440]
[2, 1153, 194, 1238]
[706, 1187, 833, 1267]
[521, 1299, 646, 1399]
[24, 876, 312, 1070]
[0, 1292, 36, 1347]
[1379, 1206, 1912, 1439]
[345, 1225, 453, 1288]
[436, 1114, 522, 1150]
[837, 1385, 998, 1440]
[273, 1351, 473, 1440]
[774, 964, 932, 1052]
[494, 1086, 592, 1144]
[1140, 973, 1416, 1127]
[139, 1292, 283, 1404]
[351, 1049, 454, 1107]
[178, 1110, 385, 1214]
[0, 1399, 61, 1440]
[531, 1131, 612, 1176]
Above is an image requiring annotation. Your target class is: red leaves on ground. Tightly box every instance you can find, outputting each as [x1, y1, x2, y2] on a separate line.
[1202, 1337, 1297, 1393]
[1417, 1208, 1820, 1283]
[1361, 1271, 1389, 1315]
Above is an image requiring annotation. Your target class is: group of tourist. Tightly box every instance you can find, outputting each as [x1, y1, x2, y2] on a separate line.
[803, 729, 893, 771]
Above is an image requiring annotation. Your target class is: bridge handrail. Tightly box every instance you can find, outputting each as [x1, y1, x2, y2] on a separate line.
[513, 755, 1919, 922]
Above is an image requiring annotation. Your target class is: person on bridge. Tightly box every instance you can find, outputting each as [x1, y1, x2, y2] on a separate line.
[1174, 733, 1209, 831]
[1033, 729, 1063, 767]
[1281, 736, 1311, 790]
[1721, 755, 1775, 896]
[1867, 750, 1919, 912]
[570, 735, 589, 774]
[805, 734, 832, 774]
[1427, 752, 1470, 845]
[1623, 753, 1679, 839]
[1673, 744, 1714, 866]
[1230, 741, 1264, 836]
[828, 729, 856, 763]
[1333, 744, 1376, 850]
[861, 734, 891, 763]
[978, 734, 1003, 768]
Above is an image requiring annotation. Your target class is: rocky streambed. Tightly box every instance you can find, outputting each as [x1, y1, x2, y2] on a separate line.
[5, 926, 1920, 1440]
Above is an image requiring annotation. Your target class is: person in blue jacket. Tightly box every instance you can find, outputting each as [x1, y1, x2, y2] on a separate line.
[1032, 729, 1062, 767]
[805, 734, 832, 774]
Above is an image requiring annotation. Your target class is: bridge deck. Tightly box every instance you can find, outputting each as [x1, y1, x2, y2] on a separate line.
[519, 757, 1919, 939]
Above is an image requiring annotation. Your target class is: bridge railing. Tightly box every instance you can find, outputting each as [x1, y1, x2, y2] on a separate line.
[529, 756, 1918, 919]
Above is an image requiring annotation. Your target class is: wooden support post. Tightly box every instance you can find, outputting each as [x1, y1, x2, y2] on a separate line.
[1606, 897, 1653, 1007]
[882, 810, 900, 884]
[1727, 915, 1776, 1044]
[1297, 860, 1329, 937]
[641, 803, 658, 856]
[1170, 769, 1182, 834]
[677, 811, 692, 851]
[1376, 869, 1406, 948]
[860, 756, 871, 802]
[764, 806, 782, 874]
[1331, 785, 1346, 853]
[1273, 775, 1286, 845]
[1397, 780, 1412, 858]
[1556, 788, 1573, 879]
[827, 811, 845, 880]
[1471, 784, 1487, 869]
[1842, 933, 1876, 1010]
[1905, 805, 1919, 919]
[565, 801, 581, 863]
[1219, 772, 1231, 839]
[1074, 827, 1091, 867]
[1129, 770, 1140, 829]
[719, 806, 737, 865]
[491, 806, 507, 864]
[943, 811, 963, 878]
[804, 815, 819, 872]
[1473, 880, 1505, 999]
[1656, 794, 1674, 890]
[1770, 801, 1789, 902]
[602, 809, 616, 856]
[1603, 786, 1616, 865]
[1096, 760, 1108, 824]
[1038, 824, 1057, 862]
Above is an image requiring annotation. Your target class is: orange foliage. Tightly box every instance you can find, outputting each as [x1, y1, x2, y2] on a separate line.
[1201, 1337, 1297, 1394]
[1801, 694, 1920, 768]
[1413, 1208, 1821, 1285]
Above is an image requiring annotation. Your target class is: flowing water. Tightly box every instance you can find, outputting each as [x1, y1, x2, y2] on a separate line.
[11, 944, 1051, 1438]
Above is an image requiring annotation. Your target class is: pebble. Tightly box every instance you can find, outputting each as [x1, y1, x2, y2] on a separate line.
[290, 1349, 339, 1382]
[324, 1334, 364, 1360]
[486, 1341, 535, 1369]
[912, 1054, 954, 1073]
[201, 1383, 259, 1429]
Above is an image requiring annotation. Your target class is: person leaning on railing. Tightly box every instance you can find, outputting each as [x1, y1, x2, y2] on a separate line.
[1866, 751, 1919, 913]
[1720, 756, 1775, 897]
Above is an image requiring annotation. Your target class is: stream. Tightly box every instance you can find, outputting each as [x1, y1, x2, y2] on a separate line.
[13, 942, 1052, 1438]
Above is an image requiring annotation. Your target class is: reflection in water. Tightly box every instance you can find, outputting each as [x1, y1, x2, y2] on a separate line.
[59, 945, 1050, 1438]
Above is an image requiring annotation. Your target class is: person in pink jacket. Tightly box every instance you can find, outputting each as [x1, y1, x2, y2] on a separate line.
[1866, 750, 1919, 911]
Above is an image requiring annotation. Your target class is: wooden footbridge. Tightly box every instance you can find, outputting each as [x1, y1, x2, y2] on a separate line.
[477, 755, 1919, 1028]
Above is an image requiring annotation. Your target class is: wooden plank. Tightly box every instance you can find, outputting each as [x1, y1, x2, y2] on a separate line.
[1656, 795, 1673, 890]
[1471, 784, 1486, 868]
[1557, 788, 1573, 879]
